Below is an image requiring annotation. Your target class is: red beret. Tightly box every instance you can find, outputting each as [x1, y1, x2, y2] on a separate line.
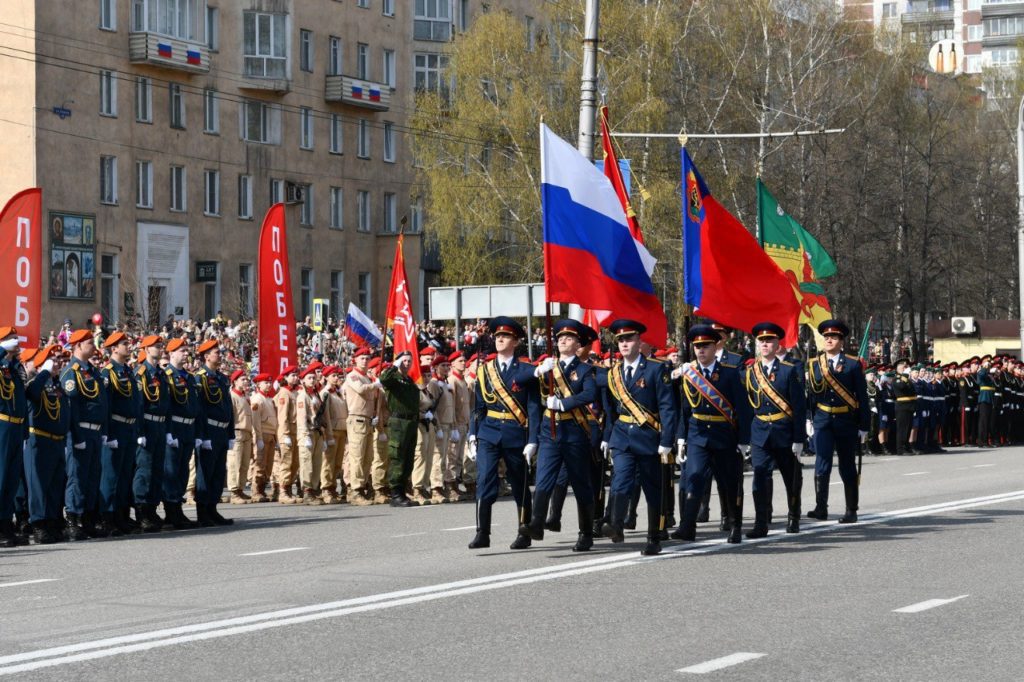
[165, 338, 187, 352]
[103, 331, 128, 349]
[197, 339, 219, 355]
[368, 357, 381, 368]
[230, 369, 246, 383]
[448, 351, 463, 362]
[254, 373, 272, 383]
[322, 366, 338, 377]
[140, 335, 164, 348]
[307, 360, 324, 372]
[21, 348, 38, 363]
[299, 366, 317, 379]
[653, 349, 668, 358]
[353, 347, 371, 358]
[34, 345, 60, 368]
[69, 329, 92, 345]
[0, 326, 16, 340]
[281, 365, 298, 377]
[467, 353, 479, 362]
[420, 346, 436, 356]
[431, 354, 449, 368]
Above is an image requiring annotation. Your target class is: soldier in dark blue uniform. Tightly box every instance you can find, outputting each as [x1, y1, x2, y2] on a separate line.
[806, 319, 869, 524]
[98, 331, 141, 536]
[24, 345, 68, 544]
[134, 335, 174, 532]
[601, 319, 677, 556]
[60, 329, 109, 540]
[672, 325, 749, 544]
[193, 339, 235, 527]
[521, 319, 598, 551]
[164, 337, 201, 527]
[0, 326, 28, 547]
[741, 322, 805, 537]
[467, 317, 540, 550]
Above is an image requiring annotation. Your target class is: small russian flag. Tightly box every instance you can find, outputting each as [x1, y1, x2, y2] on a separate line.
[351, 85, 363, 99]
[369, 88, 381, 102]
[186, 50, 201, 65]
[157, 43, 172, 58]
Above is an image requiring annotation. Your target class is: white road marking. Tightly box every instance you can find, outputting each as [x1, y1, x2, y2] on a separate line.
[442, 524, 495, 532]
[903, 472, 929, 476]
[829, 482, 842, 486]
[893, 595, 969, 614]
[677, 652, 766, 674]
[390, 532, 427, 538]
[876, 457, 897, 462]
[1, 490, 1022, 676]
[0, 579, 60, 589]
[972, 464, 996, 468]
[239, 547, 308, 557]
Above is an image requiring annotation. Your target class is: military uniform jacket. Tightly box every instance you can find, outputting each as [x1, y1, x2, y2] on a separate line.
[194, 366, 234, 441]
[604, 355, 677, 454]
[137, 360, 170, 440]
[275, 386, 297, 443]
[676, 359, 746, 451]
[320, 387, 346, 433]
[744, 357, 806, 449]
[380, 366, 420, 419]
[449, 373, 471, 426]
[296, 387, 325, 442]
[60, 358, 108, 443]
[879, 381, 896, 419]
[165, 364, 201, 427]
[102, 359, 141, 430]
[251, 391, 278, 437]
[230, 390, 254, 443]
[471, 356, 541, 449]
[806, 353, 870, 431]
[26, 369, 70, 439]
[539, 356, 597, 445]
[893, 374, 917, 410]
[343, 369, 378, 418]
[977, 368, 995, 405]
[428, 376, 455, 425]
[0, 347, 27, 437]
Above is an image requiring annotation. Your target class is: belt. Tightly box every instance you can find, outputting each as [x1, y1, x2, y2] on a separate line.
[543, 410, 576, 421]
[391, 413, 417, 420]
[817, 405, 850, 414]
[691, 413, 729, 423]
[144, 413, 167, 422]
[79, 421, 102, 430]
[897, 396, 916, 402]
[0, 413, 25, 424]
[486, 410, 518, 421]
[171, 416, 194, 425]
[29, 427, 64, 441]
[980, 387, 995, 391]
[111, 415, 136, 425]
[208, 419, 229, 428]
[756, 412, 788, 423]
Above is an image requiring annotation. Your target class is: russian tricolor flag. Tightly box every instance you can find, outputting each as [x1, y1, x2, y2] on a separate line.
[345, 302, 383, 348]
[157, 43, 173, 58]
[369, 88, 381, 102]
[541, 124, 667, 345]
[186, 49, 201, 65]
[351, 85, 364, 99]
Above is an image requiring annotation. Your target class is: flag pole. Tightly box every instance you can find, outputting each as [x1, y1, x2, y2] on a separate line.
[540, 117, 556, 438]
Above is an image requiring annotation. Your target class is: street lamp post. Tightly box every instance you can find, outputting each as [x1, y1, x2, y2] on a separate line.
[1017, 95, 1024, 357]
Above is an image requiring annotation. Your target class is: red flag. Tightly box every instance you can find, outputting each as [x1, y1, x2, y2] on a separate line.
[600, 106, 643, 243]
[581, 308, 603, 353]
[0, 188, 42, 348]
[385, 234, 421, 384]
[257, 203, 297, 376]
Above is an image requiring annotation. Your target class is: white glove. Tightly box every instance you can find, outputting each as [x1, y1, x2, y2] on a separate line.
[806, 419, 814, 438]
[923, 411, 929, 418]
[451, 429, 460, 441]
[657, 445, 672, 456]
[0, 339, 19, 351]
[870, 406, 878, 414]
[107, 439, 120, 449]
[257, 440, 265, 450]
[677, 438, 686, 452]
[545, 396, 564, 411]
[166, 433, 174, 446]
[372, 380, 382, 389]
[523, 443, 537, 462]
[792, 442, 804, 457]
[195, 438, 204, 450]
[172, 438, 180, 448]
[281, 436, 292, 447]
[326, 439, 335, 447]
[372, 416, 379, 427]
[740, 444, 751, 456]
[858, 430, 868, 443]
[101, 436, 108, 447]
[424, 410, 434, 421]
[467, 440, 477, 461]
[228, 439, 236, 449]
[73, 441, 87, 450]
[202, 439, 213, 450]
[137, 436, 147, 447]
[40, 359, 55, 374]
[442, 382, 452, 392]
[378, 432, 388, 443]
[303, 436, 313, 448]
[670, 367, 683, 380]
[676, 444, 685, 465]
[534, 357, 555, 376]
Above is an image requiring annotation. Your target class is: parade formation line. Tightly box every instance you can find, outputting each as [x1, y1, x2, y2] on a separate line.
[0, 489, 1021, 676]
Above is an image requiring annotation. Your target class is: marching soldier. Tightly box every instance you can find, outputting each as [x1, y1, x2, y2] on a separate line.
[227, 370, 254, 504]
[98, 331, 141, 536]
[672, 325, 746, 544]
[467, 317, 540, 550]
[61, 328, 109, 540]
[522, 319, 598, 551]
[380, 352, 421, 507]
[977, 358, 995, 447]
[741, 322, 805, 537]
[134, 335, 170, 532]
[164, 338, 200, 529]
[296, 366, 326, 505]
[344, 348, 379, 505]
[24, 346, 68, 544]
[806, 320, 869, 524]
[893, 359, 918, 455]
[414, 355, 449, 505]
[274, 366, 300, 503]
[432, 355, 461, 504]
[0, 327, 29, 547]
[193, 339, 234, 526]
[320, 366, 347, 504]
[249, 373, 277, 502]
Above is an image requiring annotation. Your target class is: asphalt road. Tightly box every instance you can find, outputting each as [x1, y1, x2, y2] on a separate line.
[1, 445, 1022, 681]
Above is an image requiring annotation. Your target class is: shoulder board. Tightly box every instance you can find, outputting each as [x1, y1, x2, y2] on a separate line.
[720, 362, 737, 369]
[136, 366, 146, 376]
[164, 368, 174, 376]
[845, 354, 860, 361]
[104, 363, 113, 370]
[647, 357, 663, 364]
[779, 359, 793, 366]
[195, 368, 207, 376]
[744, 358, 755, 367]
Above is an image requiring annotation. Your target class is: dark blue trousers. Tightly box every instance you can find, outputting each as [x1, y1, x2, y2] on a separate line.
[812, 416, 857, 486]
[65, 434, 102, 515]
[163, 422, 195, 503]
[133, 423, 167, 506]
[609, 451, 661, 523]
[475, 440, 530, 514]
[25, 435, 65, 523]
[100, 422, 137, 512]
[682, 443, 741, 509]
[0, 423, 23, 519]
[195, 437, 228, 505]
[536, 440, 592, 502]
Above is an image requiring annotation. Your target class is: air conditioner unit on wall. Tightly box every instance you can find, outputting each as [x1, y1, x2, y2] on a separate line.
[285, 182, 305, 205]
[951, 316, 975, 335]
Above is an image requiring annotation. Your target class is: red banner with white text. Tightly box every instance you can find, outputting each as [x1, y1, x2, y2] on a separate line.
[257, 203, 297, 376]
[0, 188, 42, 348]
[384, 234, 421, 384]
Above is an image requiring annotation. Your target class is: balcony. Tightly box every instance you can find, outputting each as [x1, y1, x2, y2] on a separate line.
[239, 56, 290, 94]
[129, 32, 209, 73]
[902, 1, 954, 23]
[325, 75, 391, 111]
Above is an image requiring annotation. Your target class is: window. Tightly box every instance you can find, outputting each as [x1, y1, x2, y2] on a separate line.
[204, 169, 220, 215]
[460, 0, 469, 31]
[383, 49, 396, 87]
[357, 119, 369, 158]
[383, 192, 396, 233]
[330, 187, 343, 229]
[414, 52, 449, 95]
[990, 47, 1019, 65]
[300, 29, 313, 72]
[300, 184, 313, 226]
[300, 107, 313, 149]
[100, 156, 118, 204]
[100, 0, 116, 30]
[131, 0, 204, 40]
[238, 264, 252, 318]
[383, 0, 394, 16]
[357, 272, 371, 312]
[203, 88, 218, 133]
[357, 43, 369, 79]
[357, 190, 370, 231]
[415, 0, 451, 41]
[243, 11, 287, 78]
[206, 6, 219, 50]
[270, 178, 284, 204]
[100, 254, 119, 324]
[328, 36, 341, 75]
[525, 16, 535, 51]
[984, 16, 1024, 38]
[968, 24, 983, 42]
[300, 268, 313, 319]
[100, 70, 117, 117]
[135, 76, 152, 122]
[169, 83, 185, 128]
[357, 0, 369, 7]
[242, 100, 279, 143]
[330, 271, 343, 317]
[238, 175, 253, 219]
[170, 165, 186, 211]
[410, 195, 423, 233]
[967, 0, 980, 8]
[966, 54, 982, 73]
[383, 121, 395, 162]
[881, 2, 897, 18]
[135, 160, 153, 208]
[330, 114, 343, 153]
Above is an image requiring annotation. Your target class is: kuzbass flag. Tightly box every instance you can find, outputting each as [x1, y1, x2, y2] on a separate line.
[757, 179, 837, 335]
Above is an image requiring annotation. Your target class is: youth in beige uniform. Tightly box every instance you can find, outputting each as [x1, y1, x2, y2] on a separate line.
[227, 370, 254, 504]
[412, 359, 444, 505]
[274, 366, 300, 504]
[295, 366, 326, 505]
[249, 373, 277, 502]
[320, 366, 348, 504]
[344, 349, 379, 505]
[462, 356, 480, 496]
[371, 359, 391, 503]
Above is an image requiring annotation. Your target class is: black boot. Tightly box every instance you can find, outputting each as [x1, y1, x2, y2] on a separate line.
[806, 475, 828, 520]
[545, 484, 567, 532]
[469, 501, 491, 549]
[194, 503, 215, 528]
[523, 488, 552, 541]
[135, 506, 160, 533]
[119, 507, 141, 532]
[787, 472, 802, 533]
[671, 494, 700, 541]
[207, 504, 234, 526]
[573, 503, 595, 552]
[0, 519, 27, 547]
[727, 494, 743, 544]
[165, 503, 198, 530]
[696, 484, 711, 523]
[64, 513, 88, 542]
[839, 482, 858, 524]
[717, 488, 732, 532]
[98, 512, 125, 538]
[82, 510, 109, 538]
[30, 520, 57, 545]
[745, 488, 769, 539]
[389, 491, 413, 507]
[641, 505, 662, 556]
[15, 511, 31, 538]
[623, 484, 641, 530]
[601, 493, 625, 543]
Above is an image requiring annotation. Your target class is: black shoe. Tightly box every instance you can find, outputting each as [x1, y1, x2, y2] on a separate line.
[509, 533, 532, 550]
[592, 519, 605, 537]
[194, 504, 216, 528]
[468, 532, 490, 549]
[207, 505, 234, 526]
[166, 503, 198, 530]
[544, 519, 561, 533]
[82, 512, 108, 538]
[696, 506, 710, 523]
[623, 515, 637, 531]
[136, 506, 161, 533]
[641, 540, 661, 556]
[572, 533, 593, 552]
[64, 514, 88, 542]
[806, 507, 827, 520]
[601, 522, 624, 543]
[838, 510, 858, 524]
[30, 521, 59, 545]
[838, 482, 858, 524]
[719, 516, 732, 532]
[0, 520, 26, 547]
[573, 503, 595, 552]
[670, 526, 694, 541]
[745, 526, 768, 539]
[522, 521, 544, 542]
[98, 512, 124, 538]
[786, 514, 800, 534]
[389, 495, 413, 508]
